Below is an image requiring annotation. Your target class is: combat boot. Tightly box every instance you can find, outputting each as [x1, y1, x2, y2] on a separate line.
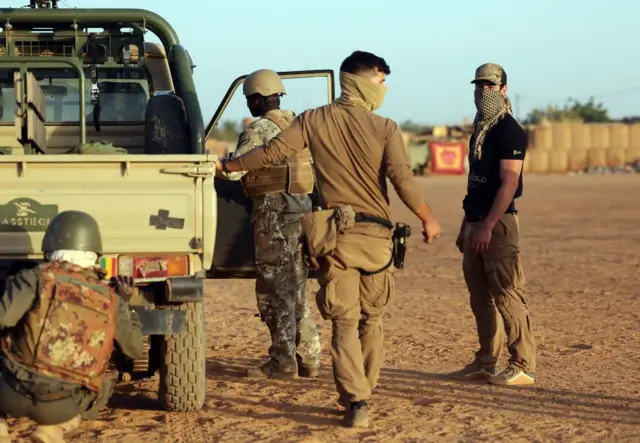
[337, 396, 374, 411]
[298, 364, 321, 378]
[296, 355, 321, 378]
[0, 416, 11, 443]
[30, 415, 81, 443]
[246, 357, 298, 380]
[448, 360, 497, 381]
[343, 401, 369, 428]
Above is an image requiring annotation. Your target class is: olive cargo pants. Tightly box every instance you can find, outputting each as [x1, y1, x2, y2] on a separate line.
[0, 356, 112, 425]
[462, 213, 536, 372]
[316, 224, 394, 403]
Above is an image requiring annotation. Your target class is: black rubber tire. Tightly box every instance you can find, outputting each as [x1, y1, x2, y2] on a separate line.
[144, 93, 190, 154]
[158, 301, 206, 412]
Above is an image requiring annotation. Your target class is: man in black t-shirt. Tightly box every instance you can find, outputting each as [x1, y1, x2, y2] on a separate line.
[450, 63, 536, 386]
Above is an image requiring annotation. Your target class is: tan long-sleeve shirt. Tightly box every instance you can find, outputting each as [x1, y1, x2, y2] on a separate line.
[237, 102, 424, 221]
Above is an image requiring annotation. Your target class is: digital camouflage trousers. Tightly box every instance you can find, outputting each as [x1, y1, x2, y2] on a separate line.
[253, 194, 321, 370]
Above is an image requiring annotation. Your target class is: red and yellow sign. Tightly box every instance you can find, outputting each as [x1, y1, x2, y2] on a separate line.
[429, 142, 465, 174]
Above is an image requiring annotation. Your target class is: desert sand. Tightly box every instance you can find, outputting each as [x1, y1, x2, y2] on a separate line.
[7, 173, 640, 442]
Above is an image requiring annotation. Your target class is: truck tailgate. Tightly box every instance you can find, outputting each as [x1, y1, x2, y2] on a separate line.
[0, 154, 216, 269]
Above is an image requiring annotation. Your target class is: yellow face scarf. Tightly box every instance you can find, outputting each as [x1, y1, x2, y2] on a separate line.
[335, 71, 387, 111]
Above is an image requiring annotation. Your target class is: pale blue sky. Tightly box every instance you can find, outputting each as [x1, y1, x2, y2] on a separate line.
[4, 0, 638, 126]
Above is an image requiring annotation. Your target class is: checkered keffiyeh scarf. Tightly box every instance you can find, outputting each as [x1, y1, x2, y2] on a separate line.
[471, 88, 513, 160]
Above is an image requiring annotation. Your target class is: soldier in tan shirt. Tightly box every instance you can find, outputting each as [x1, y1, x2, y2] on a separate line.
[219, 51, 442, 428]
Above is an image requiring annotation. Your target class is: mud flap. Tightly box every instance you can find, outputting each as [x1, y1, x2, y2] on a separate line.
[131, 307, 188, 335]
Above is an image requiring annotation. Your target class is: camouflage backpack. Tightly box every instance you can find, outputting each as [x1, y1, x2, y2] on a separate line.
[0, 262, 118, 392]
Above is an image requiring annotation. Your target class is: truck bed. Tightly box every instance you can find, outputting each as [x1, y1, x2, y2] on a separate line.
[0, 154, 217, 271]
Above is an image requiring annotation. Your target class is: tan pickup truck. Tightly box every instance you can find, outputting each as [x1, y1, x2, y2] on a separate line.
[0, 5, 335, 413]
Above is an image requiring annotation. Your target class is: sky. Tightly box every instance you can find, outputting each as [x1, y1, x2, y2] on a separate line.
[2, 0, 639, 127]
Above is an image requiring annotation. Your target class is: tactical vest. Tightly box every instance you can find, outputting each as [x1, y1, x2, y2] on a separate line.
[0, 262, 118, 392]
[241, 110, 315, 197]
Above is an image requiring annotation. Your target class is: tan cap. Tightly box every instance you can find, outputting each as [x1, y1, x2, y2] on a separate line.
[243, 69, 286, 97]
[471, 63, 507, 85]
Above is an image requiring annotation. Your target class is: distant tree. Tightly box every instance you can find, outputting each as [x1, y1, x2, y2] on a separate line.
[523, 97, 611, 125]
[211, 119, 241, 142]
[400, 120, 432, 134]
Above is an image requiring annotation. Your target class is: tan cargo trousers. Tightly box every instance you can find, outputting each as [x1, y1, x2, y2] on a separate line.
[316, 224, 394, 403]
[462, 213, 536, 372]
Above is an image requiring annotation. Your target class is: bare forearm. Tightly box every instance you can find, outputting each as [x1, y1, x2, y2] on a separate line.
[415, 201, 437, 224]
[484, 182, 518, 228]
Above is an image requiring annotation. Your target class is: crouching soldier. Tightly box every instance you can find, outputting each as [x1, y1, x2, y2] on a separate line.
[0, 210, 143, 443]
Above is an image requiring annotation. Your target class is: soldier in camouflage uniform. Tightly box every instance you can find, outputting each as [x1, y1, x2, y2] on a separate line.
[218, 69, 322, 379]
[0, 210, 143, 443]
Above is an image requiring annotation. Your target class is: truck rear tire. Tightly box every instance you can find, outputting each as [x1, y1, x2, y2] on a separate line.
[145, 93, 190, 154]
[158, 300, 206, 412]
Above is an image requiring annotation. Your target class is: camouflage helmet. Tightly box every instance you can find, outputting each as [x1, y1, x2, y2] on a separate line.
[41, 210, 103, 254]
[243, 69, 286, 97]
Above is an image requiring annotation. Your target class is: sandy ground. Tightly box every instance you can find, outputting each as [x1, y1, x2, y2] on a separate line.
[8, 174, 640, 442]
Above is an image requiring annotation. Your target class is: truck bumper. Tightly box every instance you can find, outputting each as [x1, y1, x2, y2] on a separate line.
[132, 277, 204, 335]
[164, 276, 204, 303]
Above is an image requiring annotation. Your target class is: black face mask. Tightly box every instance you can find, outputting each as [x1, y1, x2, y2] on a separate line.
[245, 95, 260, 117]
[247, 94, 280, 117]
[248, 104, 262, 117]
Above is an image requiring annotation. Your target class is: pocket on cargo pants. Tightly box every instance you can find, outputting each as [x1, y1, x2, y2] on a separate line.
[484, 253, 526, 298]
[483, 214, 525, 293]
[316, 262, 360, 321]
[360, 268, 395, 319]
